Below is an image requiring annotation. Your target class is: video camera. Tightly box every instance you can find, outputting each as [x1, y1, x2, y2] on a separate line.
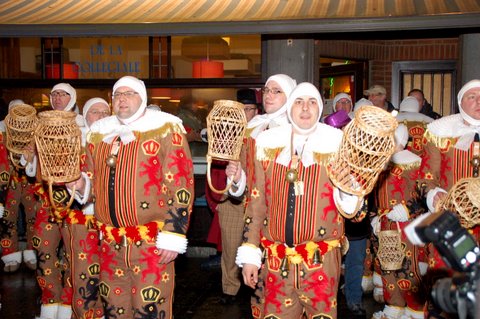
[404, 211, 480, 319]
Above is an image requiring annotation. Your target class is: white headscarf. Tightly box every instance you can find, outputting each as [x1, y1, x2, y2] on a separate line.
[286, 82, 323, 135]
[102, 76, 147, 144]
[455, 79, 480, 150]
[394, 123, 409, 148]
[50, 83, 77, 112]
[332, 93, 352, 112]
[399, 96, 420, 113]
[112, 76, 147, 125]
[8, 99, 24, 111]
[82, 97, 110, 130]
[247, 74, 296, 138]
[353, 98, 373, 113]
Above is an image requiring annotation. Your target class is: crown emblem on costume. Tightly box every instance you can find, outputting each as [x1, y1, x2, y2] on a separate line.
[52, 188, 69, 204]
[1, 239, 11, 248]
[171, 132, 182, 146]
[0, 171, 9, 183]
[98, 282, 110, 297]
[397, 278, 411, 290]
[141, 286, 161, 302]
[142, 139, 160, 156]
[176, 189, 191, 205]
[409, 126, 425, 136]
[32, 236, 41, 248]
[88, 263, 100, 276]
[390, 166, 404, 176]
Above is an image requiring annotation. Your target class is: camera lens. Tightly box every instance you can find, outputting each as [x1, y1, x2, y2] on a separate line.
[432, 278, 457, 314]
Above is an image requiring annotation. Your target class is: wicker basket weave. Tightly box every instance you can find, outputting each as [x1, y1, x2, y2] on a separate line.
[437, 177, 480, 229]
[206, 100, 247, 194]
[377, 221, 405, 271]
[328, 105, 397, 196]
[4, 104, 38, 166]
[35, 110, 82, 184]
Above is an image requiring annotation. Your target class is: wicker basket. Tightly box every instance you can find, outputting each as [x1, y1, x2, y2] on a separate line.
[4, 104, 38, 167]
[206, 100, 247, 194]
[34, 110, 81, 210]
[328, 105, 397, 196]
[437, 177, 480, 229]
[377, 221, 405, 271]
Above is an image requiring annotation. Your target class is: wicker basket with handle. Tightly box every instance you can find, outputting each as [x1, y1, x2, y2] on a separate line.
[377, 220, 405, 271]
[206, 100, 247, 194]
[34, 110, 82, 210]
[328, 105, 397, 197]
[4, 104, 38, 168]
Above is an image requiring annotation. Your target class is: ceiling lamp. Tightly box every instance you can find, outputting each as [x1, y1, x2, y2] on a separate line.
[192, 61, 224, 78]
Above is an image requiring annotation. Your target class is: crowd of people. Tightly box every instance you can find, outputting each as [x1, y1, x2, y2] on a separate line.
[0, 74, 479, 319]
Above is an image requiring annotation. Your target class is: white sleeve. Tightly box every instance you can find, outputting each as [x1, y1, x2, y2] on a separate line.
[156, 232, 188, 254]
[235, 244, 262, 268]
[426, 187, 447, 212]
[21, 155, 37, 177]
[66, 172, 91, 205]
[333, 187, 363, 217]
[228, 169, 246, 197]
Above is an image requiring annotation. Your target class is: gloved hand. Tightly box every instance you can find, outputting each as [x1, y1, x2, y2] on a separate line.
[386, 204, 409, 222]
[370, 215, 380, 236]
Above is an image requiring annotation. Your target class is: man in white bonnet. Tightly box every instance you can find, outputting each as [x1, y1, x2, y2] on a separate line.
[418, 79, 480, 317]
[395, 96, 433, 156]
[50, 83, 77, 112]
[66, 75, 193, 319]
[236, 82, 363, 318]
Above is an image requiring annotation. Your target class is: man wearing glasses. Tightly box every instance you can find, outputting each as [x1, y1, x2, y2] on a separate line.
[67, 75, 194, 319]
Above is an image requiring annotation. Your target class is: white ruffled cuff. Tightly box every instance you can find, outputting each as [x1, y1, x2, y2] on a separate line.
[387, 204, 409, 222]
[82, 202, 95, 215]
[426, 187, 447, 212]
[0, 204, 4, 218]
[371, 215, 380, 236]
[156, 231, 188, 254]
[20, 155, 37, 177]
[228, 169, 246, 197]
[66, 172, 91, 205]
[419, 262, 428, 276]
[235, 244, 262, 268]
[333, 187, 363, 216]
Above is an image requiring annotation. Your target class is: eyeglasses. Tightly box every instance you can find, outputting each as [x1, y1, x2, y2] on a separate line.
[112, 91, 139, 99]
[261, 87, 283, 95]
[244, 107, 257, 112]
[50, 91, 70, 98]
[89, 110, 110, 116]
[337, 100, 352, 105]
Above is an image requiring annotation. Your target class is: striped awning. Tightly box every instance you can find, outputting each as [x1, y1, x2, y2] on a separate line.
[1, 0, 480, 25]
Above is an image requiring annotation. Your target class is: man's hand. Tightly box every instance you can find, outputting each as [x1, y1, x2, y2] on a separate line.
[157, 248, 179, 264]
[242, 263, 259, 289]
[226, 161, 242, 183]
[66, 176, 86, 196]
[433, 191, 447, 211]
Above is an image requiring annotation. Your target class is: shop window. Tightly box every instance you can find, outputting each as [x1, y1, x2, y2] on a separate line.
[0, 38, 41, 79]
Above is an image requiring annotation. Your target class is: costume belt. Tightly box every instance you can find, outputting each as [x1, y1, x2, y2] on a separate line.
[64, 209, 97, 229]
[260, 237, 340, 266]
[97, 221, 164, 246]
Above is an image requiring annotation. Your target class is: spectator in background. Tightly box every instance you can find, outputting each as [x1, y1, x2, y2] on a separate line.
[408, 88, 441, 119]
[204, 89, 259, 305]
[364, 85, 397, 113]
[177, 96, 204, 142]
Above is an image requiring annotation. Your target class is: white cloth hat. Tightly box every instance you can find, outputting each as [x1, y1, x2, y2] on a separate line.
[266, 74, 297, 98]
[112, 76, 147, 124]
[394, 123, 409, 148]
[332, 93, 352, 112]
[457, 79, 480, 126]
[82, 97, 110, 129]
[8, 99, 25, 111]
[50, 83, 77, 111]
[286, 82, 323, 135]
[399, 96, 420, 113]
[353, 98, 374, 112]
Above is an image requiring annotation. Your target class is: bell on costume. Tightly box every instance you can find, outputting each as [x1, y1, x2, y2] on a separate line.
[106, 155, 117, 167]
[312, 249, 322, 265]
